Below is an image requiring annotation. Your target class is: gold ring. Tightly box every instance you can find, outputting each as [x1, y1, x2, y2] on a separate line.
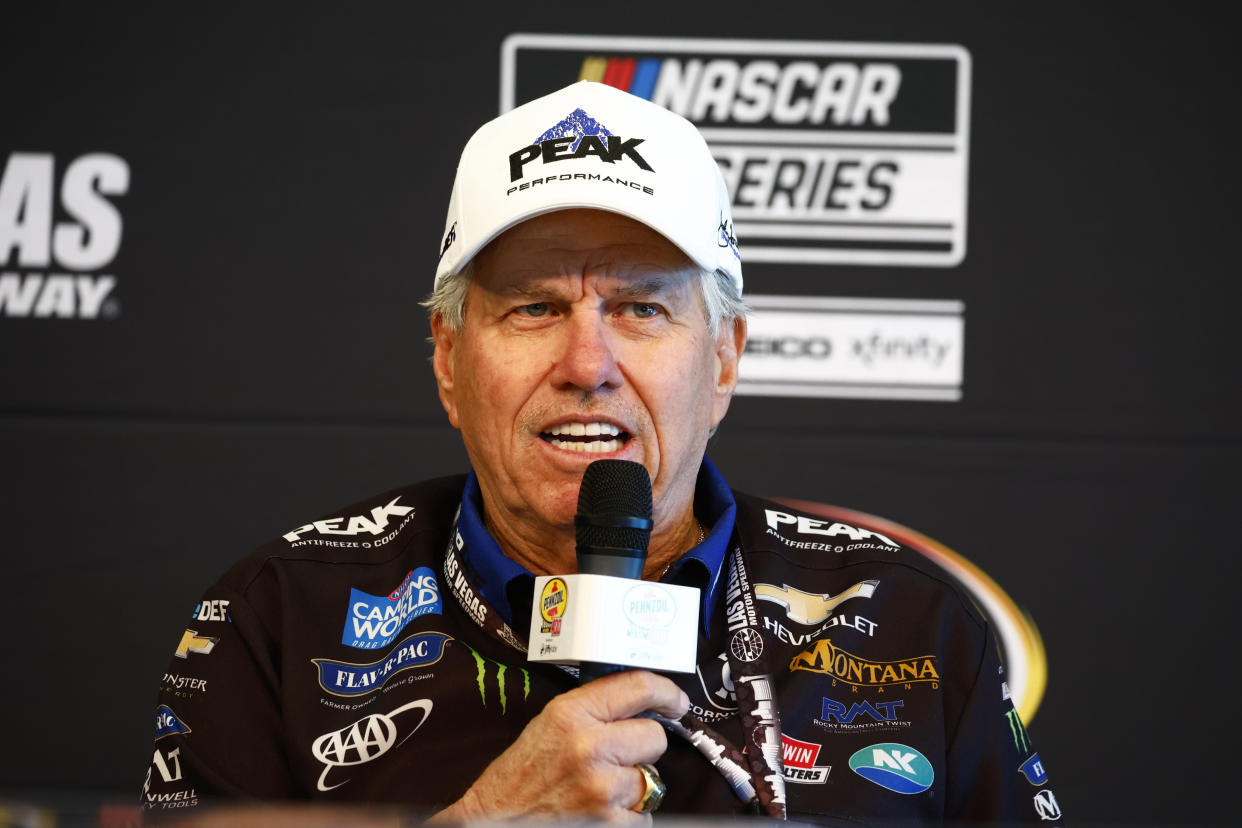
[631, 762, 666, 814]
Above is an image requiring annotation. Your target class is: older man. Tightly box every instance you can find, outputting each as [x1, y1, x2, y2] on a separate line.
[144, 82, 1058, 824]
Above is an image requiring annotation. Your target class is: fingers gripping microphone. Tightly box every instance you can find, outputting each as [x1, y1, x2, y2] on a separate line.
[575, 459, 653, 684]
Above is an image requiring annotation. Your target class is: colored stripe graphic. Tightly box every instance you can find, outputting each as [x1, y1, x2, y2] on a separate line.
[603, 57, 636, 92]
[629, 59, 661, 100]
[775, 498, 1048, 724]
[577, 57, 661, 100]
[578, 56, 607, 83]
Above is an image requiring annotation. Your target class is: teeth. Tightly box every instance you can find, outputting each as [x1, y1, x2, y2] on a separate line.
[548, 438, 621, 453]
[546, 422, 622, 437]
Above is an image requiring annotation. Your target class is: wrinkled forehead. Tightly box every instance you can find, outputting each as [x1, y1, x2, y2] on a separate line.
[470, 209, 701, 294]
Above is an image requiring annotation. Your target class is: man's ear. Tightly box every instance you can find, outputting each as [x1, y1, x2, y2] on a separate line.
[711, 315, 747, 429]
[430, 313, 461, 429]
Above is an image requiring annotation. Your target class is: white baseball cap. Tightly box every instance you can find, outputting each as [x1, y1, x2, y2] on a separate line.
[434, 81, 742, 294]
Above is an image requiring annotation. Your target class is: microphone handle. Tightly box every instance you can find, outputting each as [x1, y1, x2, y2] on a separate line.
[576, 546, 646, 686]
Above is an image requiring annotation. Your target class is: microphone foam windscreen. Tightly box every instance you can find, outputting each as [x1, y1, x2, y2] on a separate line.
[575, 460, 653, 551]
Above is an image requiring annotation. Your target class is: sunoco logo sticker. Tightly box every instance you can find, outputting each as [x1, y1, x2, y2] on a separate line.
[849, 742, 934, 794]
[502, 35, 971, 268]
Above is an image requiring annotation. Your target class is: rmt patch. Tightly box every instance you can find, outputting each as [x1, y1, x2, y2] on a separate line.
[508, 108, 653, 181]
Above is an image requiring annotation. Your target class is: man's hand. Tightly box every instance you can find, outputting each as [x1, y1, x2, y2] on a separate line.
[430, 670, 690, 823]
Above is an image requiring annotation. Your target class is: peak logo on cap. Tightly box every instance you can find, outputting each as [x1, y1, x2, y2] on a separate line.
[508, 108, 654, 182]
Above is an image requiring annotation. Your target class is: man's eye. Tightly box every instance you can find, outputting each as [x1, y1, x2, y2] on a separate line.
[516, 303, 549, 317]
[627, 303, 661, 319]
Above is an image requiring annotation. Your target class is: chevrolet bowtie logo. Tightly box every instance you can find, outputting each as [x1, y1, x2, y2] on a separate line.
[755, 580, 879, 625]
[174, 629, 219, 659]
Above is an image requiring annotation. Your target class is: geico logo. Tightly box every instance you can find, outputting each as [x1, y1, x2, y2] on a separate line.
[509, 135, 653, 182]
[0, 152, 129, 271]
[746, 336, 832, 359]
[650, 59, 901, 126]
[192, 599, 230, 622]
[764, 510, 898, 548]
[311, 699, 433, 792]
[283, 497, 413, 542]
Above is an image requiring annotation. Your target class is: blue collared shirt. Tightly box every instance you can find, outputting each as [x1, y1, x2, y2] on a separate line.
[457, 458, 736, 636]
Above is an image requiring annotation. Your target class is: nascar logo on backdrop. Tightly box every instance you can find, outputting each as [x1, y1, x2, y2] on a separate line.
[502, 35, 970, 402]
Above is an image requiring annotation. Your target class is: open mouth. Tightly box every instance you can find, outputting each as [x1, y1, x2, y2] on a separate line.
[539, 422, 631, 454]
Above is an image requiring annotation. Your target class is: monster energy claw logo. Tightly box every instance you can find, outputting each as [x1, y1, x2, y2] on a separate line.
[464, 644, 531, 714]
[1006, 708, 1030, 753]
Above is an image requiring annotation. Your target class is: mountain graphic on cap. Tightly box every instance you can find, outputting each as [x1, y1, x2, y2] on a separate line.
[535, 108, 613, 152]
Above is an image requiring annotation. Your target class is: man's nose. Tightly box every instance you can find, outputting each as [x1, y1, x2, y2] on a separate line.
[550, 312, 623, 392]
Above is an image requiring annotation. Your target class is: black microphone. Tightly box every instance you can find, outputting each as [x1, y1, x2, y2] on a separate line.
[575, 459, 653, 684]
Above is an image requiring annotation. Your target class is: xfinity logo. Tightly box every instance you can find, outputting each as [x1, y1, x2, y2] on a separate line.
[0, 152, 127, 319]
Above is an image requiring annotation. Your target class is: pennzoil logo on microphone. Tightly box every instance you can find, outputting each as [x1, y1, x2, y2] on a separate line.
[503, 35, 971, 267]
[539, 577, 567, 634]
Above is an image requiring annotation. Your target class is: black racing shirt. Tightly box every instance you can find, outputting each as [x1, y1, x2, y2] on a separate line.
[143, 473, 1063, 825]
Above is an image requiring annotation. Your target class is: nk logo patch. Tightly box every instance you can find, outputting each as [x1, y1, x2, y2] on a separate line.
[849, 743, 934, 794]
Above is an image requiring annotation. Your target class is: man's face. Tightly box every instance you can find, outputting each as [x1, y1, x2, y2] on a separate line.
[431, 209, 745, 555]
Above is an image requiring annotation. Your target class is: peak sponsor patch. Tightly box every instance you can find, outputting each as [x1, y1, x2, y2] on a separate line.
[342, 567, 442, 650]
[313, 631, 451, 697]
[283, 497, 415, 547]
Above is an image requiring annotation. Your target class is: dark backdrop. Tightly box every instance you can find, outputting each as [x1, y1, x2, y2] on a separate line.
[1, 3, 1237, 824]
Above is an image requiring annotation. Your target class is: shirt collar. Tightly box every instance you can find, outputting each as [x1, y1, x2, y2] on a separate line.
[457, 458, 736, 636]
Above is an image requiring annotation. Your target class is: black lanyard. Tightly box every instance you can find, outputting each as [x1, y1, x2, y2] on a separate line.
[440, 508, 787, 819]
